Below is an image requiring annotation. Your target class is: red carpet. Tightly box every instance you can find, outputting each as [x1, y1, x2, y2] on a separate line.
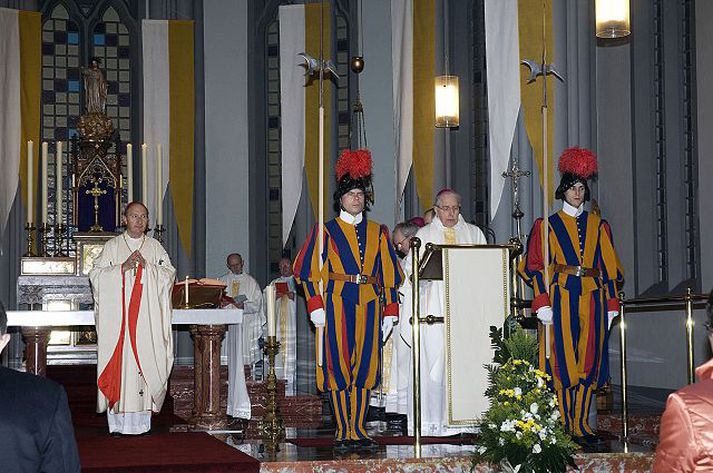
[288, 435, 476, 447]
[79, 432, 260, 473]
[46, 365, 259, 472]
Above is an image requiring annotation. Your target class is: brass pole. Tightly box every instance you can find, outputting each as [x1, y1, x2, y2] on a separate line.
[685, 287, 695, 384]
[410, 237, 422, 457]
[618, 291, 628, 441]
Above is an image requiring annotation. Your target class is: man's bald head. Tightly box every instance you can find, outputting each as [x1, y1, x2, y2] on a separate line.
[123, 201, 149, 237]
[124, 201, 149, 217]
[227, 253, 244, 275]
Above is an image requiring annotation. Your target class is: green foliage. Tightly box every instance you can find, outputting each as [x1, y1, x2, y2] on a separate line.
[489, 322, 538, 366]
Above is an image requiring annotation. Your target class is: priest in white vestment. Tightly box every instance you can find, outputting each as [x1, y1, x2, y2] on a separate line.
[405, 189, 486, 436]
[90, 202, 175, 435]
[267, 257, 297, 395]
[219, 252, 264, 419]
[385, 221, 420, 416]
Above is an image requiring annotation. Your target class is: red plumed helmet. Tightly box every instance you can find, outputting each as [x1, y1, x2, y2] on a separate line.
[558, 147, 598, 179]
[336, 148, 372, 180]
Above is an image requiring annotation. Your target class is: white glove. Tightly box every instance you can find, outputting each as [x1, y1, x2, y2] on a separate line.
[607, 311, 619, 330]
[310, 308, 325, 327]
[382, 316, 397, 342]
[536, 306, 554, 325]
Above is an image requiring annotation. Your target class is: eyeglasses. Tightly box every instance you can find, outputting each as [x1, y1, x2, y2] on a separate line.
[393, 236, 410, 249]
[435, 204, 461, 213]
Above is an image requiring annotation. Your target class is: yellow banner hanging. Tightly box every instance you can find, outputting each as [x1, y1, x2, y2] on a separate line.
[518, 0, 555, 197]
[19, 11, 41, 226]
[168, 21, 194, 257]
[412, 0, 436, 213]
[304, 3, 332, 222]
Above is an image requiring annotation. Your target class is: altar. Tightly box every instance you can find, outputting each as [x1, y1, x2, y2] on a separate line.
[7, 308, 242, 431]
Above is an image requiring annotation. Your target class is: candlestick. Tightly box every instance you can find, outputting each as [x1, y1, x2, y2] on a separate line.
[41, 142, 48, 224]
[156, 144, 163, 225]
[184, 275, 189, 307]
[24, 222, 36, 257]
[56, 141, 63, 224]
[261, 336, 285, 452]
[141, 144, 148, 205]
[26, 140, 34, 224]
[266, 284, 276, 337]
[126, 143, 133, 203]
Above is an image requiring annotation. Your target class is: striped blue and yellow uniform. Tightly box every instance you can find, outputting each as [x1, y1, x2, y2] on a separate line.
[519, 210, 623, 437]
[294, 216, 404, 441]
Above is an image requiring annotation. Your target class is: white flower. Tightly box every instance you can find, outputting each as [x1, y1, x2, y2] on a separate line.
[533, 443, 542, 454]
[538, 430, 547, 441]
[499, 438, 505, 446]
[515, 431, 523, 439]
[530, 403, 539, 415]
[514, 387, 522, 396]
[537, 377, 545, 388]
[478, 446, 487, 454]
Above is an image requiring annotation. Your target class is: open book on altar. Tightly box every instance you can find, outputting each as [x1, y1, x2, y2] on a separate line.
[171, 278, 227, 309]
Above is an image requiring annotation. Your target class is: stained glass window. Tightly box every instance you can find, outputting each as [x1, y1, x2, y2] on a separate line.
[42, 4, 81, 233]
[91, 6, 132, 151]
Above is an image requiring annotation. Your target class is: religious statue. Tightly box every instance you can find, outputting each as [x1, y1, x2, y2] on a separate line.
[81, 57, 108, 115]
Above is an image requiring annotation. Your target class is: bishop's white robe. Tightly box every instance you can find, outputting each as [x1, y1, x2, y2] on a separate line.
[405, 215, 486, 436]
[219, 271, 264, 419]
[268, 275, 297, 396]
[89, 233, 175, 435]
[385, 258, 412, 415]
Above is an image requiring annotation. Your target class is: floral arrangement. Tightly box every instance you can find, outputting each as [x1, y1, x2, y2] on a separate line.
[473, 327, 577, 473]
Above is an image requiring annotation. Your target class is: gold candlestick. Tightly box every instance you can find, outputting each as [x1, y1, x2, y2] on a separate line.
[154, 223, 165, 245]
[261, 336, 285, 453]
[24, 223, 36, 257]
[39, 223, 50, 257]
[56, 224, 67, 256]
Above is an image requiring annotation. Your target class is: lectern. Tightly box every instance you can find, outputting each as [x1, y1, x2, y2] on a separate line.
[410, 241, 517, 448]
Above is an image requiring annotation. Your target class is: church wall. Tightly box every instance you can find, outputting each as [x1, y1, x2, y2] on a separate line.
[597, 0, 707, 391]
[203, 0, 251, 279]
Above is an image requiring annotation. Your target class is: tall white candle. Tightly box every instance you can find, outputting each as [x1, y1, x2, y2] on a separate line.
[156, 144, 163, 225]
[26, 141, 34, 224]
[56, 141, 63, 224]
[266, 284, 276, 337]
[41, 142, 48, 224]
[126, 144, 133, 203]
[141, 144, 148, 205]
[184, 275, 189, 306]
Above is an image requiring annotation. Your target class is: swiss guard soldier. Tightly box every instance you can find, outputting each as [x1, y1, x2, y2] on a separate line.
[293, 149, 404, 451]
[519, 147, 623, 444]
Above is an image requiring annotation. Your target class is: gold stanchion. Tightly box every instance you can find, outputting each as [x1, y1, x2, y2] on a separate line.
[618, 291, 628, 443]
[685, 287, 695, 385]
[261, 336, 285, 453]
[410, 237, 422, 457]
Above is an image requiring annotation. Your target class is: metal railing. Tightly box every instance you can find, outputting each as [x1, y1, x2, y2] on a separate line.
[617, 288, 709, 441]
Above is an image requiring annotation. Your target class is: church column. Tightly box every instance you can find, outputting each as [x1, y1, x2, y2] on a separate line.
[360, 0, 397, 228]
[203, 0, 250, 280]
[695, 1, 713, 292]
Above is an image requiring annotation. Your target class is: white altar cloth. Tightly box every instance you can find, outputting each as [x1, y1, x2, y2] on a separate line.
[6, 309, 243, 326]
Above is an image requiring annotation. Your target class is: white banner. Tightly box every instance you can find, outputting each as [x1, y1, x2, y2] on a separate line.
[485, 0, 521, 219]
[0, 8, 21, 238]
[391, 0, 413, 207]
[278, 5, 306, 246]
[142, 20, 170, 227]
